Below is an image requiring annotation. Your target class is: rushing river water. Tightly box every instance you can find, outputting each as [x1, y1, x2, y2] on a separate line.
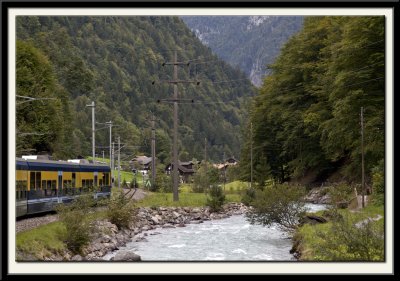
[103, 204, 327, 261]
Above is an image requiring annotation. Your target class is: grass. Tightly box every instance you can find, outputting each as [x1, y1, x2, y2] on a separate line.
[16, 221, 67, 260]
[224, 180, 248, 193]
[136, 192, 241, 208]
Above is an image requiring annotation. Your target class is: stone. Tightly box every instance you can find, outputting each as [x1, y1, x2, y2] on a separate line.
[113, 251, 141, 261]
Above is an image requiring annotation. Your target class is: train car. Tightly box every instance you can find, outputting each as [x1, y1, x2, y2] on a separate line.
[16, 158, 111, 217]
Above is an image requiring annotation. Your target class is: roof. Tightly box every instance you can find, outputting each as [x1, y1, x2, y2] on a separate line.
[131, 156, 152, 165]
[16, 158, 110, 172]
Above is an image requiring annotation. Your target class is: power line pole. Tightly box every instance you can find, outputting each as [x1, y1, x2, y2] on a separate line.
[223, 150, 226, 191]
[105, 121, 113, 168]
[118, 136, 121, 189]
[86, 101, 95, 161]
[151, 114, 156, 189]
[112, 142, 115, 186]
[172, 50, 179, 201]
[102, 150, 105, 162]
[156, 49, 200, 201]
[250, 122, 253, 189]
[361, 107, 365, 208]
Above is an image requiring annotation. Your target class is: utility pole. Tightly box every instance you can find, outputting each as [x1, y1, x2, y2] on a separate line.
[112, 142, 115, 186]
[118, 136, 121, 189]
[151, 114, 156, 189]
[155, 49, 200, 201]
[105, 121, 113, 168]
[86, 101, 95, 161]
[172, 50, 179, 201]
[102, 150, 105, 162]
[223, 151, 226, 191]
[250, 122, 253, 189]
[361, 107, 365, 208]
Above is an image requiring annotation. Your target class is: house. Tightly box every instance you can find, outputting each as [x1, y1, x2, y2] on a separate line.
[165, 161, 196, 183]
[130, 155, 153, 174]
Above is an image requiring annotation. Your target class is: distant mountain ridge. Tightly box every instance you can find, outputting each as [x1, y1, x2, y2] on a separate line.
[181, 16, 304, 87]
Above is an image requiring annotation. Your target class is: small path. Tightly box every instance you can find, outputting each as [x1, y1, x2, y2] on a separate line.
[355, 214, 383, 228]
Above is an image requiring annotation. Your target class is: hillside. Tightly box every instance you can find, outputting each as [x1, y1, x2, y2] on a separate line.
[181, 16, 303, 87]
[16, 16, 256, 163]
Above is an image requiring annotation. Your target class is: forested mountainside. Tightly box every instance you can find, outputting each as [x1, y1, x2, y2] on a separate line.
[181, 16, 303, 87]
[16, 16, 256, 163]
[240, 16, 384, 185]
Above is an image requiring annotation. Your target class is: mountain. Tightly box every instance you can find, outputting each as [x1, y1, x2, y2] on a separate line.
[181, 16, 304, 87]
[16, 16, 256, 163]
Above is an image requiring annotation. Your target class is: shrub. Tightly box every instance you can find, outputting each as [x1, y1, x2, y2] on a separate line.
[56, 194, 95, 254]
[206, 185, 226, 212]
[107, 189, 137, 229]
[241, 187, 256, 206]
[372, 159, 384, 194]
[312, 213, 384, 261]
[328, 182, 355, 205]
[246, 184, 307, 233]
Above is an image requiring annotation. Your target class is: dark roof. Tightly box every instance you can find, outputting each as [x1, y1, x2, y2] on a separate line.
[16, 158, 110, 172]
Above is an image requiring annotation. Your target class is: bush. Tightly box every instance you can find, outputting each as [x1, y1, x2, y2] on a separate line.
[107, 189, 137, 229]
[246, 184, 307, 233]
[372, 159, 384, 193]
[241, 187, 256, 206]
[206, 185, 226, 212]
[312, 213, 384, 261]
[328, 182, 355, 205]
[56, 194, 95, 254]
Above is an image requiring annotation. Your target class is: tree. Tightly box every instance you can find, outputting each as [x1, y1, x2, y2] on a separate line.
[246, 184, 307, 233]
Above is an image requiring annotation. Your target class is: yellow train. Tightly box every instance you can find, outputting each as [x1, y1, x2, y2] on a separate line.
[16, 158, 111, 217]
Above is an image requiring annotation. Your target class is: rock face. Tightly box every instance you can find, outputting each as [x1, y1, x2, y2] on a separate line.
[304, 187, 331, 204]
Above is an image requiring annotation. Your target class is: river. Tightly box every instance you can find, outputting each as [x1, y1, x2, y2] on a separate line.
[103, 203, 327, 261]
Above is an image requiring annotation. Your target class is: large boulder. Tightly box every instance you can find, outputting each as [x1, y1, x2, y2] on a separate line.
[113, 251, 141, 261]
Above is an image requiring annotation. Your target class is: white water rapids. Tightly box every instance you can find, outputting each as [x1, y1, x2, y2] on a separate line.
[103, 204, 327, 261]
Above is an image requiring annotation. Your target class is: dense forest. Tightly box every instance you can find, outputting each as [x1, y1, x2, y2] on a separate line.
[240, 16, 384, 185]
[181, 16, 304, 86]
[16, 16, 256, 163]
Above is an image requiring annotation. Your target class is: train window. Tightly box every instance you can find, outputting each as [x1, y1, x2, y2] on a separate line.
[82, 179, 86, 187]
[89, 180, 93, 187]
[72, 173, 76, 187]
[36, 172, 41, 190]
[51, 180, 56, 190]
[99, 179, 103, 186]
[94, 175, 98, 186]
[30, 172, 35, 190]
[42, 180, 47, 189]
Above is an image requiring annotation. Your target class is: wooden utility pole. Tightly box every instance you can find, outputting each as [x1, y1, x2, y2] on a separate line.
[155, 49, 201, 201]
[151, 114, 156, 189]
[86, 101, 95, 161]
[250, 122, 253, 189]
[118, 136, 121, 189]
[361, 107, 365, 208]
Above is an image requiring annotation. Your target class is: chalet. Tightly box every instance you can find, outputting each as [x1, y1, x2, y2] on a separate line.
[130, 155, 152, 174]
[165, 161, 196, 183]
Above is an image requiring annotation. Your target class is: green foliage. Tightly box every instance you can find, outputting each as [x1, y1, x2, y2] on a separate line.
[244, 16, 384, 185]
[107, 189, 137, 229]
[192, 163, 219, 193]
[328, 182, 355, 205]
[16, 16, 256, 161]
[241, 187, 256, 206]
[372, 159, 384, 195]
[55, 194, 95, 254]
[206, 185, 226, 212]
[246, 184, 307, 232]
[307, 213, 384, 261]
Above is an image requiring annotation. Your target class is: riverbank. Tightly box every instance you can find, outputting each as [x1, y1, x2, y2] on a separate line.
[17, 202, 248, 261]
[290, 204, 384, 261]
